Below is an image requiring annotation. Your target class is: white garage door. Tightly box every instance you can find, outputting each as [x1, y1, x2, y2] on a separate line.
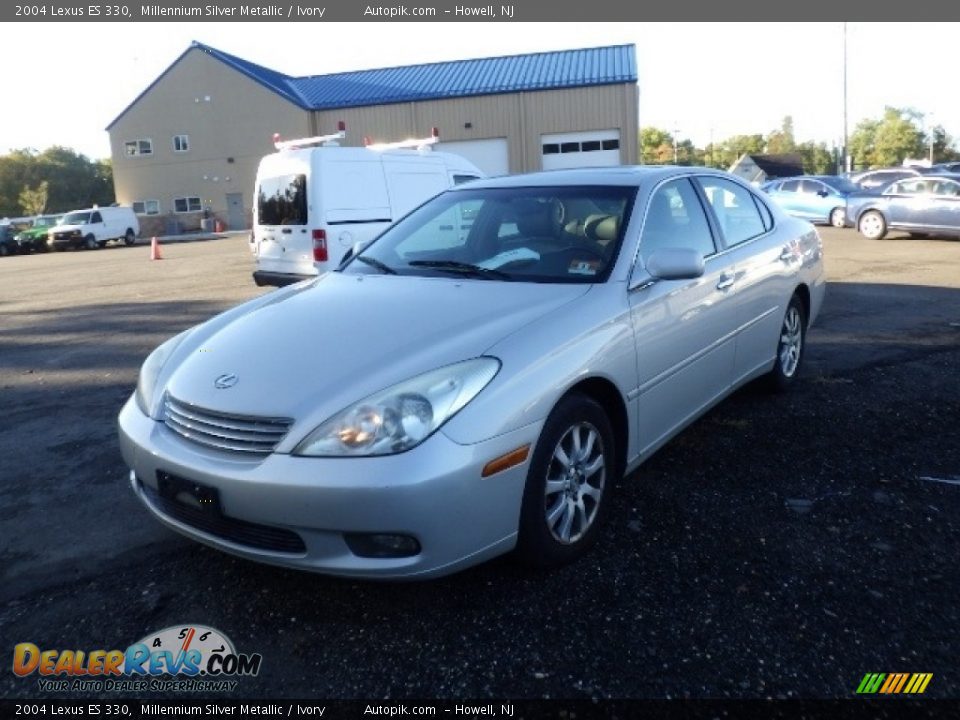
[436, 138, 509, 177]
[541, 130, 622, 171]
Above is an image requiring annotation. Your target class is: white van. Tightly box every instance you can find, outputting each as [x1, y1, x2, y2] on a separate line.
[49, 206, 140, 251]
[251, 129, 483, 287]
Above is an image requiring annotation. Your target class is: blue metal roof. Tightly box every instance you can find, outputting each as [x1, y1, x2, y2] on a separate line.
[287, 44, 637, 109]
[108, 42, 636, 128]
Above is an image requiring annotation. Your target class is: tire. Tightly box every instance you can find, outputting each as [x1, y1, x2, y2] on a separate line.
[0, 244, 9, 257]
[763, 294, 807, 393]
[84, 234, 98, 250]
[858, 210, 887, 240]
[124, 229, 136, 246]
[515, 392, 615, 569]
[829, 207, 846, 228]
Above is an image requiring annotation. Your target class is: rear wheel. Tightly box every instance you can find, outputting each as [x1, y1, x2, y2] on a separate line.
[858, 210, 887, 240]
[763, 294, 807, 392]
[124, 229, 136, 246]
[0, 244, 9, 257]
[516, 393, 615, 569]
[84, 234, 98, 250]
[830, 207, 846, 228]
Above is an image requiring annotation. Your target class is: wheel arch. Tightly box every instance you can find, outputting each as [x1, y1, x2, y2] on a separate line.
[559, 376, 628, 480]
[792, 283, 811, 327]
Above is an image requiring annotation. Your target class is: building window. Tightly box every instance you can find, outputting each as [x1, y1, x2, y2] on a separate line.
[542, 144, 560, 155]
[560, 142, 580, 153]
[172, 135, 190, 153]
[125, 139, 153, 157]
[581, 141, 602, 152]
[601, 139, 620, 151]
[132, 200, 161, 216]
[173, 196, 202, 213]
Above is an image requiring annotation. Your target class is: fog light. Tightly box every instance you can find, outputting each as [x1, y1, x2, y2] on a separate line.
[344, 533, 421, 558]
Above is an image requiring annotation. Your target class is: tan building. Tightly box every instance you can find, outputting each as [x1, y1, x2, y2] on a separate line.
[108, 42, 639, 235]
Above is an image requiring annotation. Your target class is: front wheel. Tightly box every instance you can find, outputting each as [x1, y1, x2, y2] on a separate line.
[830, 207, 846, 228]
[515, 393, 615, 569]
[763, 294, 807, 393]
[84, 234, 98, 250]
[858, 210, 887, 240]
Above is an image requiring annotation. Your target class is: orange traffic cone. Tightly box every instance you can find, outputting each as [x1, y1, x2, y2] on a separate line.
[150, 236, 163, 261]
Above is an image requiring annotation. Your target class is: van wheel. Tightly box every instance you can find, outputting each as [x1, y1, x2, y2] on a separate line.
[124, 229, 136, 246]
[84, 235, 98, 250]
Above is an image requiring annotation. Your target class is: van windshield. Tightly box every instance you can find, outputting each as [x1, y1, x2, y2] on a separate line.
[258, 174, 307, 226]
[61, 212, 91, 225]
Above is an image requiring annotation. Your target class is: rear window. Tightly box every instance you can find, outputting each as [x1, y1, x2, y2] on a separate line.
[258, 174, 307, 226]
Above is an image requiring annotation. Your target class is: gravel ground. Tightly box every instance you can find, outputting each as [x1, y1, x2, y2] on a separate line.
[1, 228, 958, 700]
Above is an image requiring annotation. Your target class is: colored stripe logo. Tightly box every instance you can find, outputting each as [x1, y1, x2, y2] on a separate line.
[856, 673, 933, 694]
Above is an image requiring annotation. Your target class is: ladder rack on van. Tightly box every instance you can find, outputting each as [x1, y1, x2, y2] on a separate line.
[273, 122, 347, 151]
[364, 128, 440, 152]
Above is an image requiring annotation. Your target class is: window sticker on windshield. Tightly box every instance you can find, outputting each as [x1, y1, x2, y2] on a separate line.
[477, 247, 541, 270]
[569, 259, 601, 276]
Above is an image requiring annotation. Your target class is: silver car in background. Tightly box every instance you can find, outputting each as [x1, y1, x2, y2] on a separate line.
[118, 167, 826, 579]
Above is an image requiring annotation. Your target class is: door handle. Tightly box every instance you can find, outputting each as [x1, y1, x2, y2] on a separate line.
[716, 273, 735, 291]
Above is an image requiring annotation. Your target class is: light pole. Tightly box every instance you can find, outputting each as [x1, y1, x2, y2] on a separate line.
[843, 22, 849, 173]
[928, 112, 936, 164]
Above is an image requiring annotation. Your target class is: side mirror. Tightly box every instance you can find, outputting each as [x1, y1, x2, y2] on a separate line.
[630, 247, 705, 290]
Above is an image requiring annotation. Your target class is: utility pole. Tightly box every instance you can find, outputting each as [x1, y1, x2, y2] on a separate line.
[843, 22, 849, 174]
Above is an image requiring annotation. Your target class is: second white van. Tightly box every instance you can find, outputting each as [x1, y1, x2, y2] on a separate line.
[49, 206, 140, 251]
[252, 130, 484, 287]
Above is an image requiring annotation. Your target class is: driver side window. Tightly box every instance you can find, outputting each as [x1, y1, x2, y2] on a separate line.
[639, 179, 716, 264]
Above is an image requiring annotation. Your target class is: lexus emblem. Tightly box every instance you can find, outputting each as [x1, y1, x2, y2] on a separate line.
[214, 373, 239, 389]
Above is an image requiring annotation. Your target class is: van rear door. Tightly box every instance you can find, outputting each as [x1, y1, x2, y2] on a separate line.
[255, 172, 310, 272]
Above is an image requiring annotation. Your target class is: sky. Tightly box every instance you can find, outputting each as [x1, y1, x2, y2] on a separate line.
[1, 21, 957, 160]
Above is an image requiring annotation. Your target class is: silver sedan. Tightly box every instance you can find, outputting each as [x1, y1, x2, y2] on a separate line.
[118, 166, 826, 579]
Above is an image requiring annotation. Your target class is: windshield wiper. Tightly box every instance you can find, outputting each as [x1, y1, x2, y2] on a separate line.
[354, 255, 397, 275]
[407, 260, 513, 280]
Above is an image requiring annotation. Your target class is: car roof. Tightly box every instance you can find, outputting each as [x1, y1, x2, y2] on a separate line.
[459, 165, 734, 190]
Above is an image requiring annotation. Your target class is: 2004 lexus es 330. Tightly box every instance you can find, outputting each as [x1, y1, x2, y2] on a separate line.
[118, 167, 826, 579]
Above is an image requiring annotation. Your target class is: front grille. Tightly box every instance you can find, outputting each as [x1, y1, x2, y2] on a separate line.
[163, 395, 293, 455]
[141, 479, 306, 554]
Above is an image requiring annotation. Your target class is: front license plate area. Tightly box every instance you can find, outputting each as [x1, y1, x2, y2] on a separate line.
[157, 471, 222, 516]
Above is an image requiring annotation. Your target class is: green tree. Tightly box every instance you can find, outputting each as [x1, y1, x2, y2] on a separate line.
[0, 147, 114, 216]
[19, 181, 49, 215]
[796, 141, 834, 174]
[766, 116, 797, 155]
[849, 108, 924, 169]
[640, 127, 675, 164]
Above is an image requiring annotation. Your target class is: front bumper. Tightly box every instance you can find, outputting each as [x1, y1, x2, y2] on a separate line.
[118, 394, 540, 579]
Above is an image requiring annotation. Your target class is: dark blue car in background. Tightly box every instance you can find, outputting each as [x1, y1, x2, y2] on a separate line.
[846, 174, 960, 240]
[761, 175, 859, 228]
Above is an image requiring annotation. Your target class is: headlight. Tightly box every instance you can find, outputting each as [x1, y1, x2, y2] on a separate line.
[294, 357, 500, 457]
[135, 331, 192, 416]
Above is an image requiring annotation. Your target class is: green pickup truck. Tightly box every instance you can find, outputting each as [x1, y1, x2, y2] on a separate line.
[15, 214, 62, 252]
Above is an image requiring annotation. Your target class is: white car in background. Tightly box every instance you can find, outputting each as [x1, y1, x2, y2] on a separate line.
[119, 166, 826, 579]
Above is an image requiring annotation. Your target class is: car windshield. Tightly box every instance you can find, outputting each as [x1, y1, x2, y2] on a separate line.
[821, 177, 858, 193]
[343, 186, 636, 284]
[61, 212, 90, 225]
[34, 216, 59, 228]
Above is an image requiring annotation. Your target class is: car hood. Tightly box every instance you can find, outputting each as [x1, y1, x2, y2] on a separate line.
[163, 272, 591, 431]
[51, 224, 83, 232]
